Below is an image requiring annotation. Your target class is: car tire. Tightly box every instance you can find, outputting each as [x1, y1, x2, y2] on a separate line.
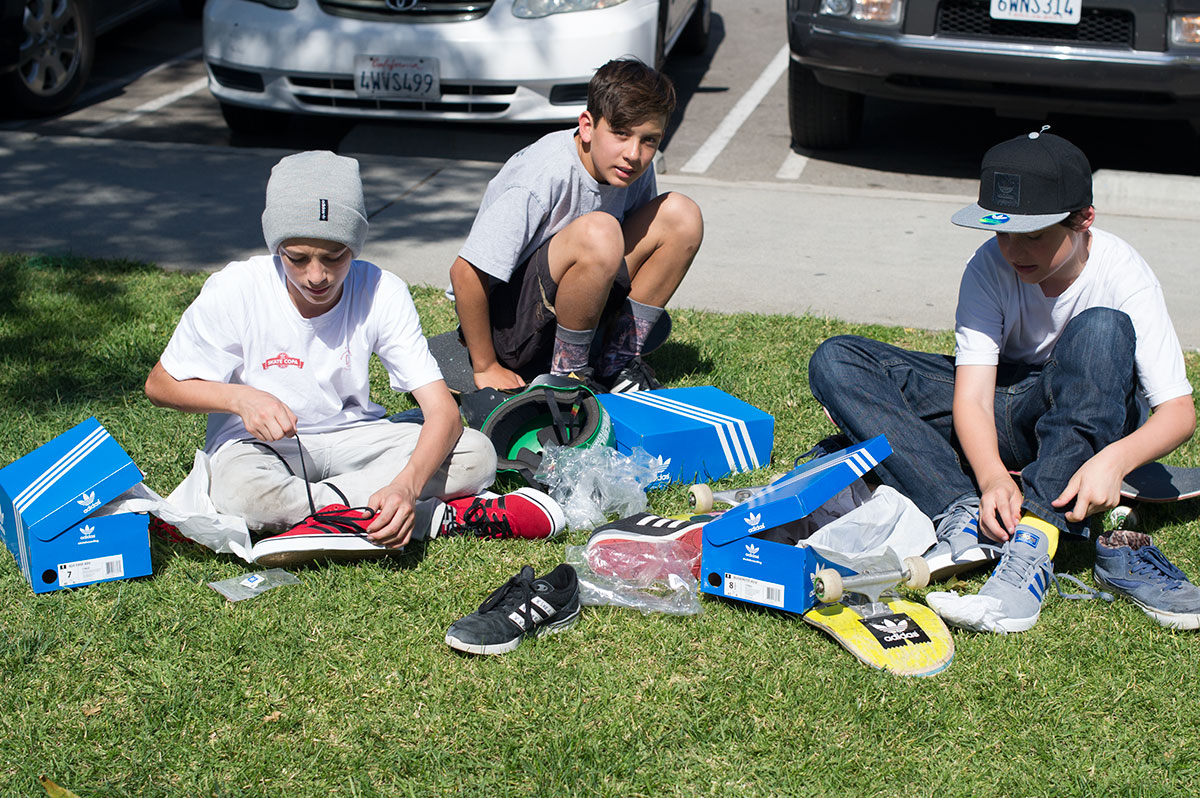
[179, 0, 205, 19]
[676, 0, 711, 56]
[787, 59, 863, 150]
[219, 101, 288, 135]
[1, 0, 95, 116]
[653, 0, 669, 69]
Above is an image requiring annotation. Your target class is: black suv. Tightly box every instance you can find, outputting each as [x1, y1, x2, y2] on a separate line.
[787, 0, 1200, 148]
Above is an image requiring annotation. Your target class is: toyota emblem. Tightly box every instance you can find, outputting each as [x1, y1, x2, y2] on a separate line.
[384, 0, 419, 10]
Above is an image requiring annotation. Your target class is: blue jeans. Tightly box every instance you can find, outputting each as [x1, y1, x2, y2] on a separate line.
[808, 308, 1143, 536]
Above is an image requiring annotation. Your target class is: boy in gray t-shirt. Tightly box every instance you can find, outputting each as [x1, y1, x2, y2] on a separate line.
[450, 58, 703, 393]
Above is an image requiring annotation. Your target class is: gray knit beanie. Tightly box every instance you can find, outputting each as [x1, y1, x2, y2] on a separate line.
[261, 151, 368, 257]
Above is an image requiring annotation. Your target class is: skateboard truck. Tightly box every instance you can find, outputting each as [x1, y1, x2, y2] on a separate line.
[813, 556, 930, 604]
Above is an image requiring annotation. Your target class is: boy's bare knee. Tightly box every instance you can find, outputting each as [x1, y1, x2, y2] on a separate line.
[659, 192, 704, 242]
[564, 212, 625, 268]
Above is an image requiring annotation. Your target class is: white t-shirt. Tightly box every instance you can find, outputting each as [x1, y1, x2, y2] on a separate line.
[955, 227, 1191, 408]
[160, 255, 443, 452]
[458, 128, 658, 282]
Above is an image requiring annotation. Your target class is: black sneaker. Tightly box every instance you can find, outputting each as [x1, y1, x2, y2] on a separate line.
[444, 564, 581, 655]
[602, 357, 663, 393]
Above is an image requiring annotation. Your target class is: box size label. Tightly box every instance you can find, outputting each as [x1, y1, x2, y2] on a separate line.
[58, 554, 124, 587]
[723, 573, 785, 608]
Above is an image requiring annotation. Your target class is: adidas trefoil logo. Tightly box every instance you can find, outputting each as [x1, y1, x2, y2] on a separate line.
[871, 617, 922, 643]
[77, 491, 101, 514]
[79, 524, 96, 540]
[744, 511, 765, 534]
[743, 542, 761, 563]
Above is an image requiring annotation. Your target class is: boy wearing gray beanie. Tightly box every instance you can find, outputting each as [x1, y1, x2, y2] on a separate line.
[145, 151, 567, 566]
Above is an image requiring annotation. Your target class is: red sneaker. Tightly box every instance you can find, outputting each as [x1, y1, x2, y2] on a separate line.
[443, 488, 566, 541]
[252, 504, 385, 567]
[584, 513, 705, 582]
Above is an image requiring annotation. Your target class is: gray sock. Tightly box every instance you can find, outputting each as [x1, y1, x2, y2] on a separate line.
[600, 299, 664, 376]
[551, 324, 596, 375]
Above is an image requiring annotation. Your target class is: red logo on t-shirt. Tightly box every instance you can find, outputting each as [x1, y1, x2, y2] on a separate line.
[262, 353, 304, 370]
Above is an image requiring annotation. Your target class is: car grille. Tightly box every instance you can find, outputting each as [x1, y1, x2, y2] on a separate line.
[316, 0, 493, 23]
[289, 76, 516, 114]
[936, 1, 1135, 48]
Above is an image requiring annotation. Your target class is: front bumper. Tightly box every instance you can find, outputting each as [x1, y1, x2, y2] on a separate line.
[203, 0, 659, 123]
[789, 8, 1200, 119]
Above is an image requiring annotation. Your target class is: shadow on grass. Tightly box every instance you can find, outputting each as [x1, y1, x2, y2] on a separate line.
[650, 340, 710, 384]
[0, 254, 198, 411]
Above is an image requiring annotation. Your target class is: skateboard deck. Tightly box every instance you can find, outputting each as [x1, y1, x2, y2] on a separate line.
[428, 330, 476, 395]
[803, 596, 954, 677]
[1120, 462, 1200, 503]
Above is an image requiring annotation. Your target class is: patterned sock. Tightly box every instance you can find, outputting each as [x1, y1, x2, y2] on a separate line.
[1019, 513, 1060, 559]
[550, 324, 595, 376]
[599, 299, 664, 377]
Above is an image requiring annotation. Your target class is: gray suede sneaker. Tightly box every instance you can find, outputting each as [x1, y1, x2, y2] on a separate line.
[1094, 530, 1200, 630]
[923, 497, 1001, 582]
[973, 523, 1054, 632]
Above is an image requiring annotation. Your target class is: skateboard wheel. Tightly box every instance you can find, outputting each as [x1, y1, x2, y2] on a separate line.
[814, 568, 843, 603]
[903, 556, 930, 589]
[1106, 505, 1138, 530]
[688, 484, 714, 513]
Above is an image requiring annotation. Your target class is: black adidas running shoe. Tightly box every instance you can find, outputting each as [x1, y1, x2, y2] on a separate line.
[445, 564, 581, 655]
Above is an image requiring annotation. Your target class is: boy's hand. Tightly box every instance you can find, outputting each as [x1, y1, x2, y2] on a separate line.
[365, 483, 420, 548]
[978, 473, 1023, 542]
[473, 362, 526, 391]
[234, 388, 298, 441]
[1053, 451, 1124, 523]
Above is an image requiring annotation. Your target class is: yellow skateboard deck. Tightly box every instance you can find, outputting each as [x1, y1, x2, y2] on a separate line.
[803, 596, 954, 677]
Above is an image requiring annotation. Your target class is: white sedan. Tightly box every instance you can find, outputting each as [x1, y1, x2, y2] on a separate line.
[203, 0, 710, 131]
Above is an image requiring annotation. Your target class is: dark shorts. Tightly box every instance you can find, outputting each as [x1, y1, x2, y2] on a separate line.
[488, 239, 632, 379]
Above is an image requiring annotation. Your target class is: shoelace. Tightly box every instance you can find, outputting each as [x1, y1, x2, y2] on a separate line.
[932, 498, 982, 544]
[292, 431, 375, 531]
[477, 567, 536, 625]
[980, 539, 1113, 603]
[450, 498, 515, 539]
[1129, 545, 1188, 589]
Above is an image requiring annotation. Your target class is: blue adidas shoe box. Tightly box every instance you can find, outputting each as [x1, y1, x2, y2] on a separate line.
[0, 418, 149, 594]
[699, 435, 892, 615]
[597, 386, 774, 488]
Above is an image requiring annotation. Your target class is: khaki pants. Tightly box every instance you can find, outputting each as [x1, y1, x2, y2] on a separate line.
[209, 419, 496, 531]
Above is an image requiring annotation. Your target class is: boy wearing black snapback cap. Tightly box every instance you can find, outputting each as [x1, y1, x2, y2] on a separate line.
[809, 128, 1199, 633]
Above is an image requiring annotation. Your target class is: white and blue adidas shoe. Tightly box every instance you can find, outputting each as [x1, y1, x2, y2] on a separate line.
[928, 524, 1053, 634]
[923, 497, 1002, 582]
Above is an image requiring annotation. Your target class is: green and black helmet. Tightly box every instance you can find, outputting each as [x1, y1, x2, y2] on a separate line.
[464, 376, 614, 488]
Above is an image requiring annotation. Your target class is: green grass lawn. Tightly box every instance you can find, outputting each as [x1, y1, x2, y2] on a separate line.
[2, 253, 1199, 797]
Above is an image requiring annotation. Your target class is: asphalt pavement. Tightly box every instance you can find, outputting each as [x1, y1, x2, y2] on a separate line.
[3, 129, 1198, 348]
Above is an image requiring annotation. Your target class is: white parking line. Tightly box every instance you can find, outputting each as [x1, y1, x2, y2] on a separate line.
[75, 46, 204, 107]
[680, 44, 790, 175]
[775, 150, 809, 180]
[82, 75, 210, 136]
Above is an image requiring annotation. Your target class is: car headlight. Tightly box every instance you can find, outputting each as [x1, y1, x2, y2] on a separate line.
[512, 0, 631, 19]
[818, 0, 903, 26]
[1170, 14, 1200, 47]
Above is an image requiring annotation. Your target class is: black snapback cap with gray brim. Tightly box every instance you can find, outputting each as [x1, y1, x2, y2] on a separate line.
[951, 128, 1093, 233]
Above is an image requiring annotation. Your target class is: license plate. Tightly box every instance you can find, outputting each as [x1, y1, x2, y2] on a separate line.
[354, 55, 440, 100]
[990, 0, 1081, 25]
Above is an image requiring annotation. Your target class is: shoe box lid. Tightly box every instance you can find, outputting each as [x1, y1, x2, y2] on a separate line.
[698, 435, 891, 614]
[703, 435, 891, 547]
[0, 417, 148, 593]
[597, 386, 774, 487]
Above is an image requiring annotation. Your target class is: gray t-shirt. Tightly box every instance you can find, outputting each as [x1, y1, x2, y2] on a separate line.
[459, 128, 658, 282]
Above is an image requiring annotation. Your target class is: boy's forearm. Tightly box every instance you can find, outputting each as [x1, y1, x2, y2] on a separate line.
[449, 257, 499, 370]
[1101, 395, 1197, 475]
[388, 383, 463, 496]
[953, 402, 1010, 486]
[145, 361, 243, 416]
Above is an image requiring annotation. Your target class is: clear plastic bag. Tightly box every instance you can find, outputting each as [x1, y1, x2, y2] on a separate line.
[534, 444, 668, 532]
[566, 545, 702, 616]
